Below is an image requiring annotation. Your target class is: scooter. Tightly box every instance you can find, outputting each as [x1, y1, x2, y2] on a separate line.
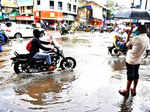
[11, 41, 76, 74]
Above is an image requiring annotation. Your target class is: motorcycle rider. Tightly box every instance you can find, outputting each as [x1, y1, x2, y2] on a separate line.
[108, 29, 127, 56]
[29, 29, 55, 71]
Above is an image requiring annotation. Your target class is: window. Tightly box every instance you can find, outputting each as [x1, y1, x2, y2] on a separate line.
[50, 1, 54, 9]
[58, 2, 62, 10]
[67, 3, 71, 11]
[37, 0, 40, 5]
[73, 5, 76, 13]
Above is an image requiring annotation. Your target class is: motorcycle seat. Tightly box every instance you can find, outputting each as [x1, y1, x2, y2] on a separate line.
[17, 54, 30, 59]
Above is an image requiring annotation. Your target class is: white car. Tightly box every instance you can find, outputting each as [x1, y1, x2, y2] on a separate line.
[2, 22, 45, 38]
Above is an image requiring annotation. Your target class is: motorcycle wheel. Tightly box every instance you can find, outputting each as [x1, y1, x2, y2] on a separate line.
[14, 62, 26, 74]
[60, 57, 76, 71]
[111, 48, 120, 57]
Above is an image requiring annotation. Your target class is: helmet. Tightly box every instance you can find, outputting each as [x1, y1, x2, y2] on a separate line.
[33, 29, 41, 38]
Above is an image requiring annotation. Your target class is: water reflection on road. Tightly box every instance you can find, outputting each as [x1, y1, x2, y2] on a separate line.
[0, 32, 150, 112]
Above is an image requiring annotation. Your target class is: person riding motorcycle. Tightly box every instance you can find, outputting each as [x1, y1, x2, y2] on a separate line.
[29, 29, 55, 70]
[108, 31, 127, 56]
[108, 24, 140, 56]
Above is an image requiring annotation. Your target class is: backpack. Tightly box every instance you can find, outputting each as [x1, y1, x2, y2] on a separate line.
[26, 39, 32, 52]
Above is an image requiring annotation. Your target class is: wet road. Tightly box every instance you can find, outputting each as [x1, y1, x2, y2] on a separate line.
[0, 32, 150, 112]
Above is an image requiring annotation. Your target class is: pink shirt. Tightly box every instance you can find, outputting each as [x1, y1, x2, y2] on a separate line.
[126, 34, 149, 64]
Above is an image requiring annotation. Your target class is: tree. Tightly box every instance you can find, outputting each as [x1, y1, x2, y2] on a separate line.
[106, 0, 115, 8]
[106, 0, 115, 19]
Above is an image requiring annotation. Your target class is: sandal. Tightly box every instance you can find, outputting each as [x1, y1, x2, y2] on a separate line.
[119, 90, 129, 97]
[131, 88, 136, 97]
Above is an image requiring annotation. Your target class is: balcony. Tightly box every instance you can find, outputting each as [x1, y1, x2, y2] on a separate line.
[50, 6, 54, 10]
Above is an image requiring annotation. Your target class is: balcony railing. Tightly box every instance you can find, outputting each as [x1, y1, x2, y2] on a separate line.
[50, 6, 54, 9]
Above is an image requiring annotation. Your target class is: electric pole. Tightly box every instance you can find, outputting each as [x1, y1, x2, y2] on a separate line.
[131, 0, 135, 8]
[145, 0, 148, 9]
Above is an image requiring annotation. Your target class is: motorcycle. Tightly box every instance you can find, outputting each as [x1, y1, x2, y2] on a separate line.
[11, 41, 76, 74]
[108, 46, 127, 57]
[60, 24, 70, 35]
[108, 30, 128, 57]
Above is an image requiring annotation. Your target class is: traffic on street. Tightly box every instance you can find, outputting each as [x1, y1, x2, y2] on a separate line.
[0, 31, 150, 112]
[0, 0, 150, 112]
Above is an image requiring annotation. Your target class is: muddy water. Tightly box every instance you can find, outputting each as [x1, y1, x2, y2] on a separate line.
[0, 32, 150, 112]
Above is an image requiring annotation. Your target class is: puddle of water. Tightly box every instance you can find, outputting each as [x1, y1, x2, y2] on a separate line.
[1, 33, 150, 112]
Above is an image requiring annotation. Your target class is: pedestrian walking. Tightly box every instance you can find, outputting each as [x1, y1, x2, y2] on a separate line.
[119, 24, 150, 97]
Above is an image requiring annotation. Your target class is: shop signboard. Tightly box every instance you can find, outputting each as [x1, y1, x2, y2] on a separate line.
[3, 13, 9, 20]
[9, 11, 18, 20]
[17, 0, 33, 6]
[0, 12, 2, 20]
[132, 19, 137, 23]
[1, 0, 18, 7]
[16, 16, 33, 21]
[40, 11, 63, 20]
[66, 15, 75, 21]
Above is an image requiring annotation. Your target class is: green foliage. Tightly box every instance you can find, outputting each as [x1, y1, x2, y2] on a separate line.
[106, 0, 114, 8]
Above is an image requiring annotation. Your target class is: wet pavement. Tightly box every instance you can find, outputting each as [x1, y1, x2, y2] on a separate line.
[0, 32, 150, 112]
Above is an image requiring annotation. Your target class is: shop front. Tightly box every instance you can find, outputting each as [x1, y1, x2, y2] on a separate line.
[33, 11, 63, 24]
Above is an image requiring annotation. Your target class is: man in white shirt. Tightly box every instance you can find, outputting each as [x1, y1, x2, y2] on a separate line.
[119, 24, 150, 97]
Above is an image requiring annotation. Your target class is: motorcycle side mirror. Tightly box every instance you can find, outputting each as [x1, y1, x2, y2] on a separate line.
[14, 51, 19, 56]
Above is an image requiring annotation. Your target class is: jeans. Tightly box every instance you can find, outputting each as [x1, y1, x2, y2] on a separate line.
[33, 52, 51, 65]
[116, 41, 126, 50]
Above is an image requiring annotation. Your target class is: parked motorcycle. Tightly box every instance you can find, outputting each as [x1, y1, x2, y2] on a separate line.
[11, 41, 76, 74]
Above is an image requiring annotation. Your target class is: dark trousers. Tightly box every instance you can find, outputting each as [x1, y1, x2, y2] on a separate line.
[125, 62, 140, 81]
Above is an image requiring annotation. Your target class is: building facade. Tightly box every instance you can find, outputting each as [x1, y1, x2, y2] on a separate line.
[77, 1, 105, 26]
[1, 0, 18, 21]
[16, 0, 34, 23]
[33, 0, 79, 24]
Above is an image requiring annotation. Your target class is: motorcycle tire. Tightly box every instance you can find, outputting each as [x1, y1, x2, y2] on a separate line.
[14, 62, 26, 74]
[60, 57, 76, 71]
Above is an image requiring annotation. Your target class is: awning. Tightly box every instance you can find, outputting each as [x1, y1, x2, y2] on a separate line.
[16, 16, 34, 21]
[79, 6, 92, 10]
